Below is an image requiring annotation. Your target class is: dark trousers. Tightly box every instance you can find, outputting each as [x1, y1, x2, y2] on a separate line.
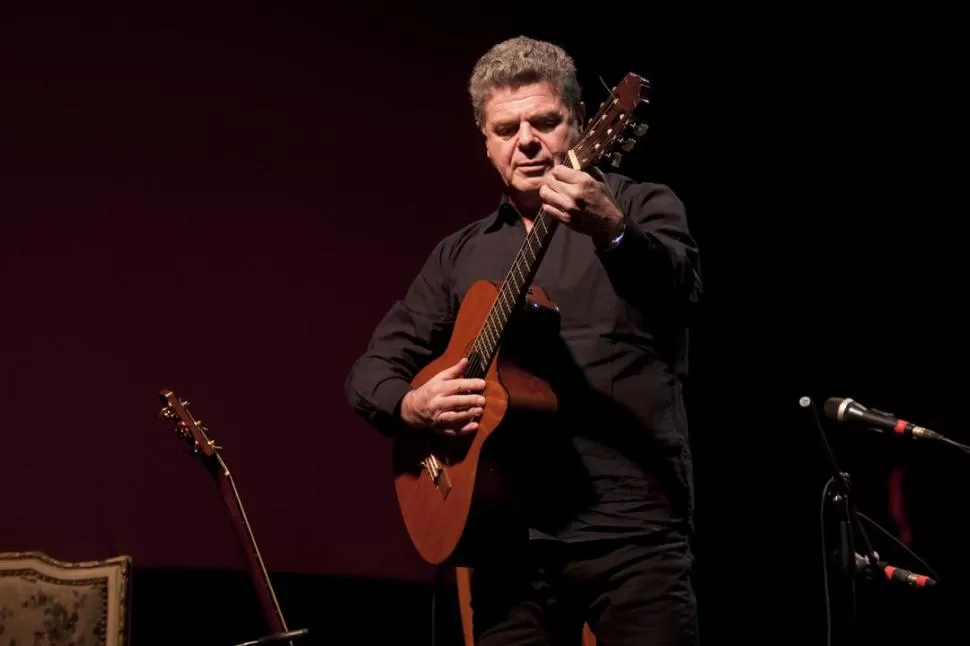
[468, 529, 698, 646]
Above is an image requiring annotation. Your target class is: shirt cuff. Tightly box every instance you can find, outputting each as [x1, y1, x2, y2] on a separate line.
[370, 378, 414, 436]
[595, 218, 628, 253]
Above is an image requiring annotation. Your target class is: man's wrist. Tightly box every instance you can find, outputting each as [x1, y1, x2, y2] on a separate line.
[399, 390, 418, 427]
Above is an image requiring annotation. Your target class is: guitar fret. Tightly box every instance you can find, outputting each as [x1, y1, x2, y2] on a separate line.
[485, 319, 499, 349]
[538, 215, 549, 237]
[481, 321, 495, 350]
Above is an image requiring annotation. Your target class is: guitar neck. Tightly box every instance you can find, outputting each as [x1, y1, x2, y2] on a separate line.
[465, 202, 559, 379]
[214, 456, 291, 641]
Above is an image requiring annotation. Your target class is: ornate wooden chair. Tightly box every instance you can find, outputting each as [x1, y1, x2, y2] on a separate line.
[0, 551, 132, 646]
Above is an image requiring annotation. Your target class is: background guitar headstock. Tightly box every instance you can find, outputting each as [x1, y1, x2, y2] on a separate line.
[570, 72, 650, 171]
[158, 388, 223, 460]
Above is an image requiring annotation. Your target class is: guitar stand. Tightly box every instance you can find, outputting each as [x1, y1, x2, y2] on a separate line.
[234, 628, 310, 646]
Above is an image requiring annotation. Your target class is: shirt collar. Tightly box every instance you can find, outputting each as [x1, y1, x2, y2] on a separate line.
[484, 193, 523, 232]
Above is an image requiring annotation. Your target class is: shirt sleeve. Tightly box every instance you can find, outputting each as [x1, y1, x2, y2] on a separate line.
[344, 236, 457, 437]
[596, 178, 703, 317]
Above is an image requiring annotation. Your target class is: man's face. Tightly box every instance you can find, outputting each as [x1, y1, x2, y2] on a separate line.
[481, 81, 581, 200]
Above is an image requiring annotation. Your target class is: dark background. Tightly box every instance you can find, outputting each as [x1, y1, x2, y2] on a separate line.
[2, 5, 966, 645]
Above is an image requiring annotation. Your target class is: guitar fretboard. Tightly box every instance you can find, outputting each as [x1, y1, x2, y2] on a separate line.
[465, 204, 559, 379]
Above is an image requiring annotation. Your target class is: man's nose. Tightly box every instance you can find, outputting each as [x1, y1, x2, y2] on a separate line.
[517, 123, 536, 147]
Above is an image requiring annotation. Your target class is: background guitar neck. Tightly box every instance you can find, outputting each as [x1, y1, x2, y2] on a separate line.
[215, 457, 292, 644]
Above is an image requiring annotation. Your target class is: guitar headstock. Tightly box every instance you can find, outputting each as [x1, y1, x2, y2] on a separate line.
[158, 388, 222, 458]
[569, 72, 651, 171]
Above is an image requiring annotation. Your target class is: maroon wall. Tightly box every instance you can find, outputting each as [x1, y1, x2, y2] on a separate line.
[4, 9, 969, 641]
[1, 6, 510, 583]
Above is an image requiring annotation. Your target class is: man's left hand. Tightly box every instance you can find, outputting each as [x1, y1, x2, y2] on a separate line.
[539, 165, 624, 248]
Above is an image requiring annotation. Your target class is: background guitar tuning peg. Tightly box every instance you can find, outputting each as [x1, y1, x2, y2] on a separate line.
[608, 152, 622, 168]
[618, 138, 636, 152]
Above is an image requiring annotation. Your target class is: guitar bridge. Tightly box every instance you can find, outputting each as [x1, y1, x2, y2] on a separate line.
[421, 454, 451, 499]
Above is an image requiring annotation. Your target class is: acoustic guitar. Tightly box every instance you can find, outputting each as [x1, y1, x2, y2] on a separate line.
[392, 72, 652, 566]
[158, 389, 307, 645]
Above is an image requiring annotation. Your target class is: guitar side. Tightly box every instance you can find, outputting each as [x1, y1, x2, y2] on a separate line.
[391, 279, 559, 566]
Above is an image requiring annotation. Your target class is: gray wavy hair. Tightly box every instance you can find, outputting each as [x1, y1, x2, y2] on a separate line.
[468, 36, 583, 128]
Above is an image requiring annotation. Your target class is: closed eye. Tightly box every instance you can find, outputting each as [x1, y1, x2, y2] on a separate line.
[532, 115, 562, 131]
[494, 124, 517, 137]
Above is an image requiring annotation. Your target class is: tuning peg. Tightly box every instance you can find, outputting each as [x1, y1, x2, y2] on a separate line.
[180, 399, 190, 407]
[159, 406, 174, 420]
[608, 152, 622, 168]
[632, 122, 648, 136]
[618, 138, 636, 152]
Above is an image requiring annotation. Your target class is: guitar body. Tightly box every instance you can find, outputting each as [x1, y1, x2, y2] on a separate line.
[392, 279, 560, 566]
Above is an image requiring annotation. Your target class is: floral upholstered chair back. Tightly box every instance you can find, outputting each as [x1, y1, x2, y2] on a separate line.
[0, 551, 131, 646]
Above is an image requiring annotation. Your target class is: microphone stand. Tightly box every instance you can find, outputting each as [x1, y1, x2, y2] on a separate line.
[805, 398, 883, 646]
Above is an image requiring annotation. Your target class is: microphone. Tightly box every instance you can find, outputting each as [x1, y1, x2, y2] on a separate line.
[854, 552, 937, 587]
[823, 397, 944, 442]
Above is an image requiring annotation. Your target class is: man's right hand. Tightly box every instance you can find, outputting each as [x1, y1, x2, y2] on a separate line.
[400, 357, 487, 436]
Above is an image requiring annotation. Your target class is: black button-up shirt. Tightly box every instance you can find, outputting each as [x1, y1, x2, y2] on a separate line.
[345, 171, 702, 542]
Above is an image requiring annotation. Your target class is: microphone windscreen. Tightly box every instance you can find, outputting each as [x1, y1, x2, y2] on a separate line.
[823, 397, 848, 421]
